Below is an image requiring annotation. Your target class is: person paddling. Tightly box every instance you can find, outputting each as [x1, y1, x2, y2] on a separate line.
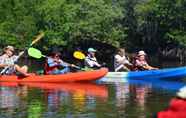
[114, 48, 132, 72]
[84, 48, 101, 69]
[0, 46, 30, 76]
[44, 52, 75, 75]
[134, 50, 158, 71]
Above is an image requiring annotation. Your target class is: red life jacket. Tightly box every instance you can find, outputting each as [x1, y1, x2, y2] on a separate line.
[157, 98, 186, 118]
[44, 59, 59, 75]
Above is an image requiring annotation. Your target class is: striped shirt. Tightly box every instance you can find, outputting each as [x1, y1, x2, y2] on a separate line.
[0, 54, 18, 74]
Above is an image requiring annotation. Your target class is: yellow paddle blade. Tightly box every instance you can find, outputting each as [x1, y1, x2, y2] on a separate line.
[30, 32, 44, 46]
[73, 51, 85, 60]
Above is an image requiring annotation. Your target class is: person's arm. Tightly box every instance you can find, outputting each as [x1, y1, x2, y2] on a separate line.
[85, 58, 95, 67]
[47, 58, 59, 67]
[93, 61, 101, 67]
[140, 61, 158, 70]
[59, 60, 69, 67]
[123, 58, 133, 66]
[135, 60, 148, 70]
[115, 55, 124, 64]
[0, 64, 9, 68]
[115, 55, 132, 66]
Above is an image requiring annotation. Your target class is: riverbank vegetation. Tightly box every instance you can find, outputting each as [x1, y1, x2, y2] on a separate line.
[0, 0, 186, 61]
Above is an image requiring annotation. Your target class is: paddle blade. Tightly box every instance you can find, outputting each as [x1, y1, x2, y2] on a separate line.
[30, 32, 44, 46]
[73, 51, 85, 60]
[28, 48, 43, 59]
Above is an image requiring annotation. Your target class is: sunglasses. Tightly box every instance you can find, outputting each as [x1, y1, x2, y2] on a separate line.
[54, 55, 60, 58]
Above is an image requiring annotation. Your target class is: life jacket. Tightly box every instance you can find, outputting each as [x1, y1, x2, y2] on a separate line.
[157, 98, 186, 118]
[44, 59, 59, 75]
[131, 56, 140, 71]
[131, 55, 148, 71]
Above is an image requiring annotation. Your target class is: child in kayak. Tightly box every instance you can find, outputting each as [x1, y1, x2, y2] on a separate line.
[84, 48, 101, 69]
[0, 46, 30, 76]
[114, 48, 132, 71]
[44, 52, 75, 74]
[134, 50, 158, 71]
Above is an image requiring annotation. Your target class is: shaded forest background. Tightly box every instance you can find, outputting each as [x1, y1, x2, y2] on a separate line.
[0, 0, 186, 67]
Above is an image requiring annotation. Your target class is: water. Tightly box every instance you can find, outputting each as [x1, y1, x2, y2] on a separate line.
[0, 80, 184, 118]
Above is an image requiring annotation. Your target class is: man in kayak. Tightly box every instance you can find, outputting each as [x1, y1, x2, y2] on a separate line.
[114, 48, 132, 71]
[0, 46, 30, 76]
[134, 50, 158, 71]
[44, 52, 75, 74]
[84, 48, 101, 69]
[155, 86, 186, 118]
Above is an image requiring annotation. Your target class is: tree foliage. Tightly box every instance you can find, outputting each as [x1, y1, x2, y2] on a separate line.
[0, 0, 186, 54]
[0, 0, 126, 51]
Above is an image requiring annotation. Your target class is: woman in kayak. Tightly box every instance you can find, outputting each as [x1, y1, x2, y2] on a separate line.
[44, 52, 75, 75]
[84, 48, 101, 69]
[114, 48, 133, 71]
[0, 45, 30, 76]
[134, 50, 158, 71]
[155, 86, 186, 118]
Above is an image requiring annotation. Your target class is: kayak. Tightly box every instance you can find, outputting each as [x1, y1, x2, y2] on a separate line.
[0, 68, 108, 83]
[0, 82, 108, 98]
[101, 66, 186, 82]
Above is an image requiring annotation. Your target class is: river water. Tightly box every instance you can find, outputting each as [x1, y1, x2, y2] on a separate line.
[0, 79, 185, 118]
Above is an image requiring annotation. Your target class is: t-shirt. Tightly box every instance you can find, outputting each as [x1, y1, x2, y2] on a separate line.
[114, 54, 131, 69]
[84, 55, 100, 68]
[0, 54, 18, 74]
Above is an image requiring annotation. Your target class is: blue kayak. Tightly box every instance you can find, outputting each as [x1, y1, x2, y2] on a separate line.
[103, 66, 186, 81]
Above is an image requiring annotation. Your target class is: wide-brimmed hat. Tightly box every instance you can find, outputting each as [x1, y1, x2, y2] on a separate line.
[88, 48, 96, 52]
[4, 45, 14, 52]
[138, 50, 146, 56]
[177, 86, 186, 99]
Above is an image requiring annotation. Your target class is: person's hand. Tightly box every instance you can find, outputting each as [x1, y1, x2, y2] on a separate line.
[19, 51, 24, 56]
[101, 62, 106, 67]
[7, 64, 14, 67]
[70, 64, 76, 67]
[70, 64, 81, 69]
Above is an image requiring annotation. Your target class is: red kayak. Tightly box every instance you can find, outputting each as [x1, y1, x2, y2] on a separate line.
[0, 82, 108, 98]
[0, 68, 108, 83]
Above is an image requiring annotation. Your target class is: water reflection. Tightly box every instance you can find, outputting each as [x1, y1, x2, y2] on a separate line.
[111, 79, 186, 118]
[0, 82, 108, 118]
[0, 80, 185, 118]
[115, 83, 129, 107]
[114, 82, 151, 118]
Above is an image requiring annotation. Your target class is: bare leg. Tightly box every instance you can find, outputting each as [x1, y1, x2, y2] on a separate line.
[20, 66, 28, 72]
[14, 65, 29, 76]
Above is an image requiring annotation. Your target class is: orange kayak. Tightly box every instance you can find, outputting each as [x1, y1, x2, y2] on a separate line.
[0, 68, 108, 83]
[0, 82, 108, 98]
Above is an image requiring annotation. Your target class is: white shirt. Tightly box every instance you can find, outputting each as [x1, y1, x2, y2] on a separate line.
[114, 54, 131, 71]
[84, 55, 100, 68]
[0, 54, 18, 74]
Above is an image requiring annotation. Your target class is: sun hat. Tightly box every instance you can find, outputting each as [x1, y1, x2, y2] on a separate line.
[88, 48, 96, 52]
[138, 50, 146, 56]
[4, 45, 14, 52]
[177, 86, 186, 99]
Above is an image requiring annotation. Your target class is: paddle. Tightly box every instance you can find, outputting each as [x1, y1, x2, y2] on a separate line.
[0, 32, 44, 75]
[73, 51, 86, 60]
[28, 47, 81, 70]
[73, 51, 106, 68]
